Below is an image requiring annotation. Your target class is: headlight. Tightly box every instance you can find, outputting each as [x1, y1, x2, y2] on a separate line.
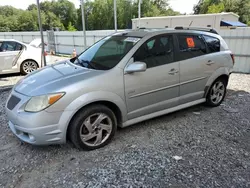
[25, 93, 65, 112]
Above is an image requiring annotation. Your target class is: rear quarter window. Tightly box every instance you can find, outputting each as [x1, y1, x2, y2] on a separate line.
[203, 35, 220, 53]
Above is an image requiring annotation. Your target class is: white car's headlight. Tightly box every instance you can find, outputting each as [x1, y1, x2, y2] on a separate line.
[25, 93, 65, 112]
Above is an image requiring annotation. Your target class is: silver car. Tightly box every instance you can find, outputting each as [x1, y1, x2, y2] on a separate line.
[6, 28, 234, 150]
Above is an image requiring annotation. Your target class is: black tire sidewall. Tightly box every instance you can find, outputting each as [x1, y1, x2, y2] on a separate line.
[69, 105, 117, 150]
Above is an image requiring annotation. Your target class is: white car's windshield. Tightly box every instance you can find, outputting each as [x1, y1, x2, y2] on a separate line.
[72, 35, 141, 70]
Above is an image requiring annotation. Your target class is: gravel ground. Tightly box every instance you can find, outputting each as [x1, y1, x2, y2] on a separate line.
[0, 73, 250, 188]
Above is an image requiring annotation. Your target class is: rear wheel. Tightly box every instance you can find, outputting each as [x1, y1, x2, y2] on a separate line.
[69, 105, 117, 150]
[20, 60, 38, 75]
[206, 78, 227, 107]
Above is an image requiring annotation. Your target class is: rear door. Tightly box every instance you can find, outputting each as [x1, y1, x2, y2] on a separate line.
[0, 41, 21, 71]
[176, 33, 214, 104]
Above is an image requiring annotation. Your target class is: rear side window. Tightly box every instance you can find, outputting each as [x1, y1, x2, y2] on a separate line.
[178, 35, 207, 61]
[203, 35, 220, 53]
[16, 43, 23, 51]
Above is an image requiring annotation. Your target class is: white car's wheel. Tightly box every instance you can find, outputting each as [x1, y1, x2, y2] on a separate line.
[21, 60, 38, 75]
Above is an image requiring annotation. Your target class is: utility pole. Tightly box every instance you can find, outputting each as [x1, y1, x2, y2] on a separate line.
[114, 0, 117, 32]
[36, 0, 46, 66]
[80, 0, 87, 50]
[138, 0, 141, 29]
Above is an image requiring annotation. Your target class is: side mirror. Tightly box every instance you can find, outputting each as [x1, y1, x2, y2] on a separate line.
[125, 61, 147, 74]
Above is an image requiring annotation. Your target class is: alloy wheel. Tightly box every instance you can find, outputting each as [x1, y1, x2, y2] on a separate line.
[22, 61, 38, 74]
[79, 113, 112, 147]
[210, 81, 225, 105]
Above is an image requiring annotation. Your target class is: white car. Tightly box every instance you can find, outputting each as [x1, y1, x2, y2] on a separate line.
[0, 39, 43, 75]
[29, 38, 49, 54]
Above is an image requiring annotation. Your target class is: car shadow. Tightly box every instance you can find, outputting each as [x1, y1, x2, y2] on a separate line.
[0, 73, 21, 78]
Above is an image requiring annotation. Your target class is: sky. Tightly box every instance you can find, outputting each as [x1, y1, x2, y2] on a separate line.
[0, 0, 200, 14]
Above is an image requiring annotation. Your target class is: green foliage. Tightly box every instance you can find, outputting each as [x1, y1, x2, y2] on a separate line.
[77, 0, 180, 30]
[207, 2, 225, 13]
[194, 0, 250, 24]
[67, 22, 77, 31]
[0, 0, 180, 32]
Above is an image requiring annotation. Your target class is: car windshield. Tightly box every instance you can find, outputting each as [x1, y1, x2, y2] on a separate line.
[71, 35, 141, 70]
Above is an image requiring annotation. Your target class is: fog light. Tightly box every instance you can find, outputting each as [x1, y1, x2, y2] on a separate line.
[28, 134, 35, 142]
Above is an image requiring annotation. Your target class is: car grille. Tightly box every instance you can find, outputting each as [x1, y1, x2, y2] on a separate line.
[7, 95, 21, 110]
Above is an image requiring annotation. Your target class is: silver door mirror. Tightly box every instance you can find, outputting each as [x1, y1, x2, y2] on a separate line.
[125, 61, 147, 74]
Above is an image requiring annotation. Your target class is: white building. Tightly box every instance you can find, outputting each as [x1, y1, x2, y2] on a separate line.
[132, 13, 247, 30]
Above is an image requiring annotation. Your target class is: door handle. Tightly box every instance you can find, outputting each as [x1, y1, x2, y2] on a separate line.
[168, 69, 179, 75]
[206, 60, 215, 65]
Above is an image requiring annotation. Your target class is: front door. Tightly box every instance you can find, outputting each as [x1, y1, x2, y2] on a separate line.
[124, 34, 180, 120]
[0, 41, 21, 71]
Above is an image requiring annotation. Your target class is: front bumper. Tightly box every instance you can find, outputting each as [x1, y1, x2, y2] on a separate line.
[8, 121, 64, 145]
[5, 90, 69, 145]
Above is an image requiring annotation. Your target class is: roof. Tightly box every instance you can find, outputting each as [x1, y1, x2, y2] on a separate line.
[132, 12, 239, 21]
[220, 20, 247, 27]
[0, 39, 27, 46]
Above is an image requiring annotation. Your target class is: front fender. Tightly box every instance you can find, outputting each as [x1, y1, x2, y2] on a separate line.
[58, 91, 127, 140]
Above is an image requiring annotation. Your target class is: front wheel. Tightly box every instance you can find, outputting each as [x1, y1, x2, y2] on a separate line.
[69, 105, 117, 150]
[206, 79, 227, 107]
[20, 60, 38, 75]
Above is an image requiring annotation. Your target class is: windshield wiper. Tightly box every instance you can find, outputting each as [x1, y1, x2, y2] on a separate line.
[81, 60, 97, 69]
[75, 56, 81, 64]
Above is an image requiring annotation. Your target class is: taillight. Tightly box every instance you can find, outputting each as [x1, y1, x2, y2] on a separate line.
[230, 54, 235, 65]
[44, 51, 48, 56]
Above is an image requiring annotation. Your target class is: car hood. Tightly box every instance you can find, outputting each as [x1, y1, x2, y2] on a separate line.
[14, 60, 98, 96]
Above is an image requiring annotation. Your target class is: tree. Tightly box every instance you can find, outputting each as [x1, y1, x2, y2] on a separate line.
[27, 4, 37, 11]
[193, 0, 250, 24]
[77, 0, 180, 30]
[207, 2, 225, 13]
[51, 0, 78, 29]
[0, 0, 181, 31]
[17, 11, 39, 31]
[44, 11, 65, 30]
[0, 6, 21, 17]
[67, 22, 77, 31]
[235, 0, 250, 23]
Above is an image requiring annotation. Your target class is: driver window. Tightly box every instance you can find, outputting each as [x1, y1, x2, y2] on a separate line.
[133, 35, 174, 68]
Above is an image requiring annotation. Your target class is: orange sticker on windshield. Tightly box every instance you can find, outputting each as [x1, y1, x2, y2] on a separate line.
[186, 37, 195, 48]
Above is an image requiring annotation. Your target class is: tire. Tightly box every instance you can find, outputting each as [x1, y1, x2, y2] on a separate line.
[205, 78, 227, 107]
[69, 104, 117, 150]
[20, 60, 38, 75]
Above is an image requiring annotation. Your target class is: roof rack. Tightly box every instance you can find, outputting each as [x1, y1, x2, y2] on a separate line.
[174, 26, 218, 34]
